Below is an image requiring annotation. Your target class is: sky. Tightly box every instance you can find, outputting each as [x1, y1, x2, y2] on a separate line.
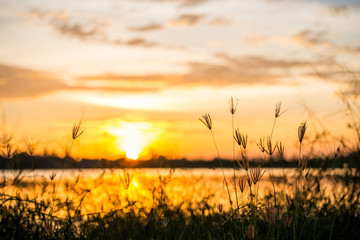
[1, 0, 360, 161]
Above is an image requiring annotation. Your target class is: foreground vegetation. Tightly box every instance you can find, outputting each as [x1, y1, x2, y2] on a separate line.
[0, 165, 359, 240]
[1, 100, 360, 239]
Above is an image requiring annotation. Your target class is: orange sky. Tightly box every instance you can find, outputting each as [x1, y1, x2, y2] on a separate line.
[1, 0, 360, 160]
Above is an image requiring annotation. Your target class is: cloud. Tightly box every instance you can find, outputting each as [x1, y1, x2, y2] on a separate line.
[207, 17, 231, 26]
[77, 54, 316, 88]
[128, 23, 163, 31]
[0, 63, 163, 101]
[291, 29, 360, 54]
[51, 21, 100, 40]
[169, 14, 204, 26]
[326, 5, 348, 16]
[127, 17, 229, 33]
[183, 54, 313, 86]
[291, 30, 330, 48]
[244, 34, 267, 45]
[150, 0, 207, 8]
[177, 0, 207, 7]
[113, 38, 158, 48]
[29, 9, 102, 40]
[0, 64, 68, 99]
[310, 65, 360, 96]
[29, 9, 160, 48]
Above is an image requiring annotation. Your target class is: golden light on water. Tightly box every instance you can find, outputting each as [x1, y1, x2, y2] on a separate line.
[2, 168, 350, 216]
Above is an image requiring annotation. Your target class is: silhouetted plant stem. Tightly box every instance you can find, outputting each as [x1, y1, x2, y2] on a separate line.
[51, 139, 74, 215]
[232, 115, 236, 165]
[329, 213, 337, 240]
[210, 130, 232, 206]
[232, 114, 238, 207]
[270, 117, 277, 141]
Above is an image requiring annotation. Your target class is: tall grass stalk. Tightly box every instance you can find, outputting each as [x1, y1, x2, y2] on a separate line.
[230, 97, 238, 208]
[200, 114, 232, 206]
[293, 121, 307, 238]
[51, 121, 84, 216]
[270, 101, 286, 141]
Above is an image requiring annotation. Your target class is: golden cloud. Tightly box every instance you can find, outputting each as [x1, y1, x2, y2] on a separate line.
[169, 14, 204, 26]
[0, 64, 68, 99]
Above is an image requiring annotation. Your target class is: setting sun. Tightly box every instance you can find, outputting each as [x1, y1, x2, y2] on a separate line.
[106, 121, 159, 159]
[126, 150, 139, 160]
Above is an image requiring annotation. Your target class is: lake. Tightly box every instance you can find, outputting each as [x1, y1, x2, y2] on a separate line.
[0, 168, 350, 217]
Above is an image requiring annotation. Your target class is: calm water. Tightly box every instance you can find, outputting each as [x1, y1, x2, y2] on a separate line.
[0, 168, 349, 216]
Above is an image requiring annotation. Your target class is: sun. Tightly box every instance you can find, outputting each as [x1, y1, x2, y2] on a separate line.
[126, 150, 139, 160]
[106, 121, 160, 160]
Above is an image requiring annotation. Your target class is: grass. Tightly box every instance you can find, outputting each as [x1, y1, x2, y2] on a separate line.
[0, 101, 360, 239]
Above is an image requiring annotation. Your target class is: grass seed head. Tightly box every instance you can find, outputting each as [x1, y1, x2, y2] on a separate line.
[199, 114, 212, 130]
[277, 142, 285, 157]
[275, 101, 287, 118]
[49, 172, 57, 181]
[256, 137, 266, 153]
[247, 177, 252, 188]
[120, 171, 134, 190]
[334, 145, 341, 158]
[234, 129, 248, 149]
[1, 131, 12, 147]
[72, 120, 85, 140]
[238, 178, 246, 193]
[1, 143, 15, 158]
[298, 121, 307, 143]
[161, 217, 169, 227]
[250, 165, 266, 185]
[24, 137, 34, 155]
[265, 136, 277, 156]
[241, 134, 248, 149]
[217, 203, 223, 213]
[229, 96, 238, 115]
[234, 129, 242, 146]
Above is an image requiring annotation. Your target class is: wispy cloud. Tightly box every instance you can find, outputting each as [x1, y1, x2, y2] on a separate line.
[291, 29, 360, 54]
[113, 38, 158, 48]
[29, 9, 103, 41]
[29, 9, 160, 48]
[51, 22, 99, 40]
[291, 30, 330, 48]
[77, 54, 318, 88]
[207, 17, 231, 26]
[150, 0, 208, 8]
[128, 23, 163, 32]
[127, 16, 229, 33]
[169, 14, 204, 26]
[325, 5, 348, 16]
[177, 0, 208, 8]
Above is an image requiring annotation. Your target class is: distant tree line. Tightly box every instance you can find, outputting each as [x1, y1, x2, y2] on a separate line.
[1, 152, 359, 169]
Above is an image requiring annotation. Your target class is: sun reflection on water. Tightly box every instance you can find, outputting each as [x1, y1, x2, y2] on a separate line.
[0, 168, 350, 218]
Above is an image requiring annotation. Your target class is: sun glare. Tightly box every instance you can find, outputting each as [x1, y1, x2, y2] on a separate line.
[126, 150, 139, 160]
[106, 121, 159, 160]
